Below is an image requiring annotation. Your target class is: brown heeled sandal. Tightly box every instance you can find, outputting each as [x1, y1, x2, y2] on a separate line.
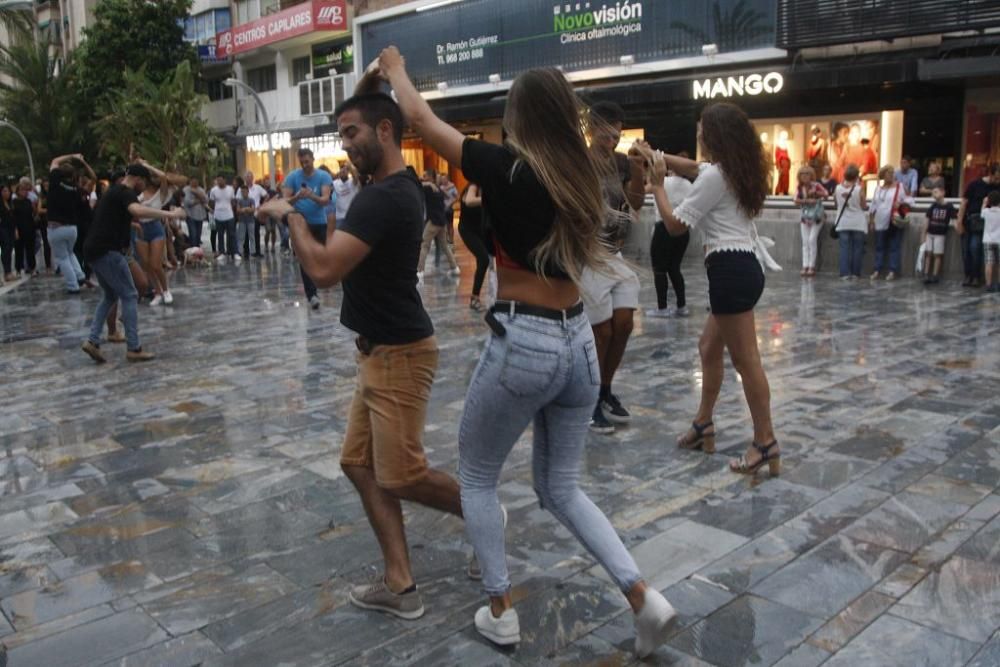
[677, 420, 715, 454]
[730, 441, 780, 476]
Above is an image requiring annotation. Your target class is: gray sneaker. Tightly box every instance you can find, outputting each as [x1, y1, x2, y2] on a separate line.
[669, 306, 691, 318]
[348, 577, 425, 620]
[468, 504, 508, 580]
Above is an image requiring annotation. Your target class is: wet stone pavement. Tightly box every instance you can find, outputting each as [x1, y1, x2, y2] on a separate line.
[1, 244, 999, 667]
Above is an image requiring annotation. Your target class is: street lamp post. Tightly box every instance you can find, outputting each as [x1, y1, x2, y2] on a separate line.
[0, 119, 35, 185]
[224, 78, 276, 189]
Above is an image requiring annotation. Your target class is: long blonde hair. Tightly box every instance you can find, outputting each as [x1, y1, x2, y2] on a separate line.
[502, 68, 610, 284]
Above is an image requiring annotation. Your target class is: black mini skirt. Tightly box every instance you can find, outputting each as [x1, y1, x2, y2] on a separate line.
[706, 250, 765, 315]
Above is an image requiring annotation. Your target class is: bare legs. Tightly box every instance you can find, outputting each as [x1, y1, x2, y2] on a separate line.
[342, 464, 462, 592]
[592, 308, 635, 394]
[691, 312, 777, 468]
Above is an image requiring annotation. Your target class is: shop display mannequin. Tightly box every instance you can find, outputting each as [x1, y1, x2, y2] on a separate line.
[807, 126, 827, 172]
[760, 132, 774, 193]
[774, 130, 790, 195]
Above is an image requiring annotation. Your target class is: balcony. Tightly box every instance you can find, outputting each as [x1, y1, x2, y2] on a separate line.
[777, 0, 1000, 49]
[298, 73, 356, 118]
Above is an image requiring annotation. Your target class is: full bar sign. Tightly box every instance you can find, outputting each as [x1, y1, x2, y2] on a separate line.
[217, 0, 347, 58]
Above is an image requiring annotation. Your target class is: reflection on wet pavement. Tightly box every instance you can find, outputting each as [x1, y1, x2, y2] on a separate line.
[1, 248, 999, 666]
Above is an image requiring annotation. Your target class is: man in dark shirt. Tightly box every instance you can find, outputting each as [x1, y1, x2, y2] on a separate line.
[957, 162, 999, 286]
[81, 164, 186, 364]
[258, 89, 462, 622]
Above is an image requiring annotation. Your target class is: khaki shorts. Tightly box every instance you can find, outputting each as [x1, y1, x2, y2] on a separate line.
[580, 252, 640, 324]
[340, 336, 438, 488]
[925, 234, 946, 255]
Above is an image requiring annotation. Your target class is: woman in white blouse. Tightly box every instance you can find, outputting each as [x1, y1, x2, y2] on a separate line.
[646, 102, 779, 477]
[869, 165, 906, 281]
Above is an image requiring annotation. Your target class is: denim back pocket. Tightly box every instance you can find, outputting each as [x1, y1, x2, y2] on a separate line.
[499, 343, 561, 398]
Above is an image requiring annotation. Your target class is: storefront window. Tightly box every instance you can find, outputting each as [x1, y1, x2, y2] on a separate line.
[731, 112, 904, 196]
[962, 104, 1000, 193]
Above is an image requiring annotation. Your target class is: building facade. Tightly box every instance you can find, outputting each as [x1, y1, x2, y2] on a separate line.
[353, 0, 1000, 197]
[200, 0, 356, 184]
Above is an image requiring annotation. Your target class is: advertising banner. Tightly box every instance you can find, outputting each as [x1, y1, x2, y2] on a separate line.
[360, 0, 775, 92]
[217, 0, 348, 58]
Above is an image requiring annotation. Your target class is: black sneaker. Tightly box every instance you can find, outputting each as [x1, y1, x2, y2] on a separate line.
[601, 393, 631, 424]
[589, 404, 615, 434]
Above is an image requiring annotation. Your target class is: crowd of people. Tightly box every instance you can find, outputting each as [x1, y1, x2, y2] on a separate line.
[3, 44, 999, 661]
[793, 157, 1000, 288]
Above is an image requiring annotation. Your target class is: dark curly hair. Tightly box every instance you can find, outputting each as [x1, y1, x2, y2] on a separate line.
[699, 103, 768, 218]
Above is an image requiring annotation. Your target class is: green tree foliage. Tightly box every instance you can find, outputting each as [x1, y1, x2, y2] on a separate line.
[0, 37, 93, 177]
[74, 0, 196, 114]
[94, 60, 228, 179]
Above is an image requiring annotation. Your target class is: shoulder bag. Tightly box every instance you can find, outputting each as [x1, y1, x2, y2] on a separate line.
[830, 183, 855, 240]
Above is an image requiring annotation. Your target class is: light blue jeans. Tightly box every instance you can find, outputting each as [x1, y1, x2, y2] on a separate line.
[458, 307, 642, 596]
[49, 225, 85, 291]
[237, 217, 257, 256]
[87, 251, 140, 351]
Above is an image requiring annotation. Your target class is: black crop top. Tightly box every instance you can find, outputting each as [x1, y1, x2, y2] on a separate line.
[461, 138, 569, 279]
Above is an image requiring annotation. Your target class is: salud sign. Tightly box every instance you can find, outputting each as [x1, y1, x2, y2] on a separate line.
[216, 0, 348, 58]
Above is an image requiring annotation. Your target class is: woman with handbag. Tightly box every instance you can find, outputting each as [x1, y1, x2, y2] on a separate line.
[869, 165, 905, 281]
[834, 164, 868, 279]
[794, 165, 829, 277]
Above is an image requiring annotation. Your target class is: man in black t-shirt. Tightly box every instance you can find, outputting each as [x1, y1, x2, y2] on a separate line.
[80, 164, 186, 364]
[957, 163, 999, 286]
[258, 90, 462, 622]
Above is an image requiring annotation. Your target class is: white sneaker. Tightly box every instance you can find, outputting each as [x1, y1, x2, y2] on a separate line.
[416, 271, 424, 281]
[163, 290, 173, 305]
[234, 254, 243, 263]
[150, 294, 163, 306]
[474, 606, 520, 646]
[669, 306, 690, 318]
[645, 308, 670, 319]
[216, 255, 226, 264]
[449, 266, 461, 276]
[634, 588, 678, 658]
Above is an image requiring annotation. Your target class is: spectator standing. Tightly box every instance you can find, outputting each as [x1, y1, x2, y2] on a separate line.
[793, 165, 829, 277]
[235, 185, 256, 262]
[12, 181, 37, 275]
[834, 165, 868, 279]
[333, 163, 359, 224]
[182, 178, 208, 248]
[983, 191, 1000, 292]
[922, 187, 956, 285]
[0, 185, 14, 281]
[895, 156, 919, 197]
[919, 161, 946, 196]
[245, 171, 268, 257]
[956, 163, 998, 287]
[209, 175, 236, 263]
[819, 164, 838, 198]
[869, 165, 906, 281]
[283, 147, 334, 309]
